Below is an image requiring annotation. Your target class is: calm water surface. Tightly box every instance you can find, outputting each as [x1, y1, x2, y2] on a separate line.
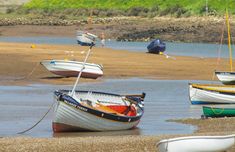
[0, 36, 233, 58]
[0, 78, 212, 137]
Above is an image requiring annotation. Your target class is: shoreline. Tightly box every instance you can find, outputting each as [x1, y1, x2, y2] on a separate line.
[0, 16, 233, 43]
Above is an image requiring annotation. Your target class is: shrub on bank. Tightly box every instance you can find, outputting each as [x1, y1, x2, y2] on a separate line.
[4, 0, 235, 18]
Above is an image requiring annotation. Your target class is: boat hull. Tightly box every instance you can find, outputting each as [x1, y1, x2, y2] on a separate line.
[157, 135, 235, 152]
[41, 60, 103, 79]
[52, 90, 145, 132]
[215, 71, 235, 85]
[203, 106, 235, 118]
[189, 84, 235, 104]
[53, 101, 140, 132]
[76, 31, 97, 46]
[147, 39, 166, 54]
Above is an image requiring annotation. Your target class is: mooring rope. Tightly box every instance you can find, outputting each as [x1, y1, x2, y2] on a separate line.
[17, 100, 56, 134]
[15, 62, 40, 81]
[212, 19, 225, 80]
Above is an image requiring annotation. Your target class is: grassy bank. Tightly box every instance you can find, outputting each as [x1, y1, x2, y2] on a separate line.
[20, 0, 235, 17]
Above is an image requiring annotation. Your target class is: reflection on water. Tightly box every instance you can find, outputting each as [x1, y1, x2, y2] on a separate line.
[0, 36, 233, 58]
[0, 78, 216, 137]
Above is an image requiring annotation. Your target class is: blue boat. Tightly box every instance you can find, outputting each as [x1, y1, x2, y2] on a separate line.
[147, 39, 166, 54]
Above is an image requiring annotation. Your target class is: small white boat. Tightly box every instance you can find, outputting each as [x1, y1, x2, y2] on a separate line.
[40, 59, 103, 79]
[215, 11, 235, 85]
[157, 134, 235, 152]
[189, 83, 235, 104]
[52, 90, 145, 132]
[215, 71, 235, 85]
[76, 31, 97, 46]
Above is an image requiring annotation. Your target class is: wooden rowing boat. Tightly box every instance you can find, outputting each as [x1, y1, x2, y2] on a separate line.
[189, 83, 235, 104]
[52, 90, 145, 132]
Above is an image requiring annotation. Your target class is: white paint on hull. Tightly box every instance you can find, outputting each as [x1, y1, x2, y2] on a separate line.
[76, 31, 97, 45]
[189, 84, 235, 104]
[53, 101, 139, 131]
[157, 135, 235, 152]
[216, 72, 235, 84]
[41, 60, 103, 77]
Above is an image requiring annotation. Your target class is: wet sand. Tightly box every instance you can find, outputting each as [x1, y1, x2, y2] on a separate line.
[0, 127, 234, 152]
[0, 42, 231, 85]
[0, 42, 235, 151]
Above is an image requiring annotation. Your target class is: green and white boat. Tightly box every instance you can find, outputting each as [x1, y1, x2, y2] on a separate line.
[203, 106, 235, 118]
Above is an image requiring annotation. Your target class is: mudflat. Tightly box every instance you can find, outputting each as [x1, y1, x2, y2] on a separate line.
[0, 42, 231, 85]
[0, 117, 234, 152]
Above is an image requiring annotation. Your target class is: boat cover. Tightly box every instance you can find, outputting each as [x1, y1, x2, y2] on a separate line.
[147, 39, 166, 54]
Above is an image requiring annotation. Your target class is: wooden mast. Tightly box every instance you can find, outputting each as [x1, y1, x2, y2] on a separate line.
[226, 9, 233, 72]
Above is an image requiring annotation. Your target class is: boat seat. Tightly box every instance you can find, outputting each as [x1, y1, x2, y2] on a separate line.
[80, 98, 124, 116]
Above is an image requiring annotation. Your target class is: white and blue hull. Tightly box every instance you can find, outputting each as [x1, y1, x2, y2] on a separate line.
[189, 84, 235, 104]
[76, 31, 97, 46]
[215, 71, 235, 85]
[52, 90, 145, 132]
[41, 60, 103, 79]
[53, 101, 140, 131]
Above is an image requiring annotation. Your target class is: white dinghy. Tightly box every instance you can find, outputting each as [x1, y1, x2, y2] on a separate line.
[215, 10, 235, 85]
[41, 60, 103, 79]
[189, 83, 235, 104]
[53, 90, 145, 132]
[157, 134, 235, 152]
[215, 72, 235, 85]
[76, 31, 97, 46]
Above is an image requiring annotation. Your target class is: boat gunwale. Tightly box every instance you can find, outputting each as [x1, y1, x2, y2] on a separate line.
[41, 59, 103, 70]
[54, 90, 144, 123]
[189, 83, 235, 94]
[215, 71, 235, 75]
[203, 106, 235, 111]
[157, 134, 235, 146]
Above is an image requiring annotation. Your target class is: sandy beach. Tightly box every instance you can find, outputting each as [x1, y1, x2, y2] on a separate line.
[0, 41, 235, 151]
[0, 42, 231, 85]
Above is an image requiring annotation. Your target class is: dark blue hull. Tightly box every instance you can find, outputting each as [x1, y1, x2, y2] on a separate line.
[77, 40, 95, 46]
[147, 39, 166, 54]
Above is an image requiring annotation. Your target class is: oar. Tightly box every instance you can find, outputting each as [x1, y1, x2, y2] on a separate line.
[71, 43, 94, 96]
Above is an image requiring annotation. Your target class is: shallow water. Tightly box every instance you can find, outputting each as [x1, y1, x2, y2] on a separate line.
[0, 78, 216, 137]
[0, 36, 233, 58]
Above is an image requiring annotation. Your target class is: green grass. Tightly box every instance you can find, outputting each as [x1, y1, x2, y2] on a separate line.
[21, 0, 235, 16]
